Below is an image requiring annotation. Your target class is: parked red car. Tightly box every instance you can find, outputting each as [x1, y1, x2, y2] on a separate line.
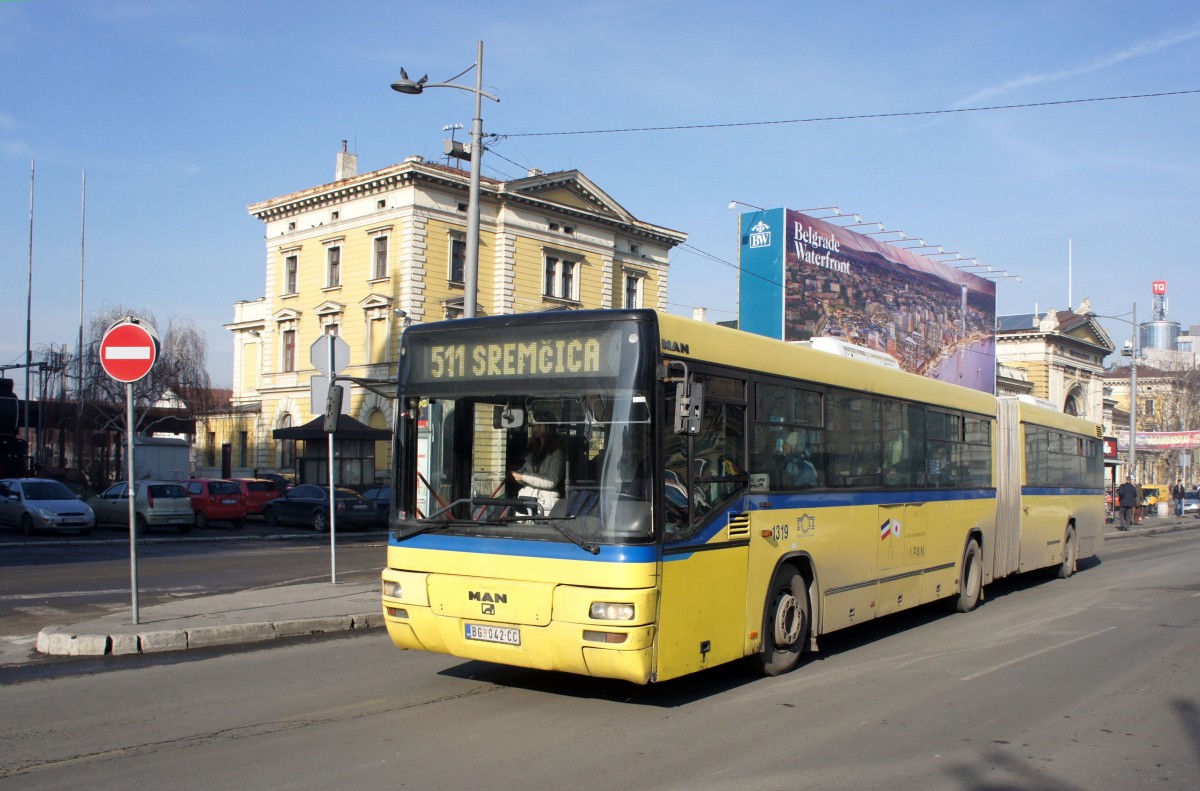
[180, 478, 248, 528]
[230, 478, 281, 516]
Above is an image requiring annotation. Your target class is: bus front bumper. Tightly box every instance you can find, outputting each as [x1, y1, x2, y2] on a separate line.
[383, 603, 656, 684]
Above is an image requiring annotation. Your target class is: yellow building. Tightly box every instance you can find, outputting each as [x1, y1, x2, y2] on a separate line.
[204, 150, 686, 485]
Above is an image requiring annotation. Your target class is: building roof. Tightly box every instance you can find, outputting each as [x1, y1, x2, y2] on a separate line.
[247, 157, 687, 246]
[996, 309, 1115, 353]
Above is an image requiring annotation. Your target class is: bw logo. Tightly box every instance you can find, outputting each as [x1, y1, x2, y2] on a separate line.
[748, 220, 771, 248]
[482, 604, 495, 615]
[796, 514, 816, 536]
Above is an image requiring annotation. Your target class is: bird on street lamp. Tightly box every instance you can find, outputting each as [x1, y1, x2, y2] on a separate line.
[392, 41, 499, 319]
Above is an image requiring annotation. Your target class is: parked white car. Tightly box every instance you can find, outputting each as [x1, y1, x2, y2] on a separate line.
[1183, 491, 1200, 516]
[0, 478, 95, 536]
[88, 481, 194, 534]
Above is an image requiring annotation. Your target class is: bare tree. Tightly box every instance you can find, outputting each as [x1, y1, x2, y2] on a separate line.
[81, 307, 213, 435]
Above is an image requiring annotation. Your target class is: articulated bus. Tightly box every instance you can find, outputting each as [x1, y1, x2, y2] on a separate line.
[381, 309, 1104, 683]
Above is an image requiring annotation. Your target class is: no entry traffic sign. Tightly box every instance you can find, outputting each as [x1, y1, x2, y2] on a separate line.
[99, 318, 160, 383]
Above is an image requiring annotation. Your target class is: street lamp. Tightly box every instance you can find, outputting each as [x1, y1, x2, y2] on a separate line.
[392, 41, 499, 319]
[1090, 305, 1143, 482]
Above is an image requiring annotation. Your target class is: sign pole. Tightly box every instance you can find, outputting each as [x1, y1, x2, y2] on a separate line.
[328, 339, 337, 585]
[127, 381, 139, 624]
[98, 316, 158, 625]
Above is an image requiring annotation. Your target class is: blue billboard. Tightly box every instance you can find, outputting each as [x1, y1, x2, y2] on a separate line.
[737, 208, 997, 394]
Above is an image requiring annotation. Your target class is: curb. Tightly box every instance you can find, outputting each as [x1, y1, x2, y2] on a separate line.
[35, 612, 384, 657]
[1105, 517, 1200, 540]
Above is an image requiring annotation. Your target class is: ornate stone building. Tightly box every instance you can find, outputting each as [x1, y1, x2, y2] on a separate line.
[994, 302, 1114, 422]
[201, 150, 686, 483]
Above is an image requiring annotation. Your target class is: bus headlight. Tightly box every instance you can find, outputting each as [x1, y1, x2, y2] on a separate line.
[590, 602, 635, 621]
[382, 580, 403, 599]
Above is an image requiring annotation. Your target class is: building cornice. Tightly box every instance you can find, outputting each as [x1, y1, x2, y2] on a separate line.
[249, 159, 688, 249]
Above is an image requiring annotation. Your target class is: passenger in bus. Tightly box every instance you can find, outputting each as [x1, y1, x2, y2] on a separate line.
[780, 431, 818, 489]
[512, 411, 565, 513]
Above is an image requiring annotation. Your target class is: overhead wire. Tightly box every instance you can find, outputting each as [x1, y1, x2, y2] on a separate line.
[492, 88, 1200, 139]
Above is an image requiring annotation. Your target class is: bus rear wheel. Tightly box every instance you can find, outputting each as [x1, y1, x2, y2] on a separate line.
[753, 565, 809, 677]
[1057, 525, 1077, 579]
[952, 538, 983, 613]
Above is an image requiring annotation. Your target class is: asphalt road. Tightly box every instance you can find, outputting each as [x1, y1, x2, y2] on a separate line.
[1, 530, 1197, 789]
[0, 526, 386, 666]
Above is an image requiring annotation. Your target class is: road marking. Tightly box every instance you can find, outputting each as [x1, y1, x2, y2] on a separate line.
[0, 587, 205, 602]
[960, 626, 1116, 681]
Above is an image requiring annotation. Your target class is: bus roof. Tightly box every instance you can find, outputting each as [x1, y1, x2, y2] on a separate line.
[655, 311, 997, 415]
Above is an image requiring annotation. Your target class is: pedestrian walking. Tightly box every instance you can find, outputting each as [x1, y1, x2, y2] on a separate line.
[1171, 478, 1186, 517]
[1117, 476, 1140, 530]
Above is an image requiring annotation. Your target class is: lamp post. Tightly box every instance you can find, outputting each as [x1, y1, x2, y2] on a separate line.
[1124, 303, 1140, 482]
[1094, 304, 1142, 481]
[392, 40, 498, 319]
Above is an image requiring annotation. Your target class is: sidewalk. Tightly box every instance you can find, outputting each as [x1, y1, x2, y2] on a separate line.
[33, 515, 1200, 659]
[36, 579, 383, 658]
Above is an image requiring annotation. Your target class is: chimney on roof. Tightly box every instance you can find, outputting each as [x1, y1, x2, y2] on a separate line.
[528, 168, 544, 177]
[336, 140, 358, 181]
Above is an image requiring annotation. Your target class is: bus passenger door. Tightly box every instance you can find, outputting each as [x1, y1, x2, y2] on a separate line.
[655, 390, 750, 682]
[658, 527, 749, 681]
[876, 502, 926, 615]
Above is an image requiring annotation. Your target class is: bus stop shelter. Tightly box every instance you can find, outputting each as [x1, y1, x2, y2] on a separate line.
[272, 415, 390, 488]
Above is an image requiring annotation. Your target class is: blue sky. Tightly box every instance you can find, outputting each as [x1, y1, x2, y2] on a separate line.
[2, 0, 1198, 392]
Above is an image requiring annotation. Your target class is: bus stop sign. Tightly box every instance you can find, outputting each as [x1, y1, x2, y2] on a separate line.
[311, 334, 350, 376]
[99, 319, 159, 383]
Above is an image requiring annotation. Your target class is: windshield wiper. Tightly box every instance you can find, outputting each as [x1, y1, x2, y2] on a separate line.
[538, 515, 600, 555]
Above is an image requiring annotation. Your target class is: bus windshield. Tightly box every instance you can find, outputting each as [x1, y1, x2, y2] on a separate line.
[394, 315, 657, 548]
[399, 391, 653, 548]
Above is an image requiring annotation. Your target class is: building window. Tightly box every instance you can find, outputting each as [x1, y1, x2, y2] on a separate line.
[450, 237, 466, 283]
[624, 273, 643, 309]
[284, 255, 298, 294]
[326, 246, 341, 288]
[281, 329, 296, 372]
[206, 432, 216, 467]
[238, 431, 249, 468]
[373, 235, 388, 280]
[325, 323, 340, 337]
[543, 256, 579, 301]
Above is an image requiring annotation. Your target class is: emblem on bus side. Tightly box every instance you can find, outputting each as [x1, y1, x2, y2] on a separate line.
[661, 339, 690, 354]
[796, 514, 815, 537]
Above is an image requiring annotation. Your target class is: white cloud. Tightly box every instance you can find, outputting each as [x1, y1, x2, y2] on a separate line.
[956, 26, 1200, 107]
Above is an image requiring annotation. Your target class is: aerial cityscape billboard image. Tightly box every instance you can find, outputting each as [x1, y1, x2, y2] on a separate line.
[738, 207, 997, 394]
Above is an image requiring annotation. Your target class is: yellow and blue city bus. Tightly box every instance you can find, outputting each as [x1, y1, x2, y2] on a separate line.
[381, 309, 1104, 683]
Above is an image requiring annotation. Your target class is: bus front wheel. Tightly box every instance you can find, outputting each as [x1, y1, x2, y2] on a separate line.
[952, 539, 983, 613]
[753, 565, 809, 677]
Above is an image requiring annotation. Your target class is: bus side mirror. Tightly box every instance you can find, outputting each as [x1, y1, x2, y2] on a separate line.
[674, 381, 704, 436]
[323, 384, 344, 433]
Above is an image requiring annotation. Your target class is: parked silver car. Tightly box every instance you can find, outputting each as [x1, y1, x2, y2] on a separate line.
[88, 481, 194, 534]
[0, 478, 95, 536]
